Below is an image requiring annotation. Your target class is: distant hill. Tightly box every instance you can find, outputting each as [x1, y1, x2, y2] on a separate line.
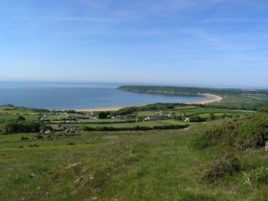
[119, 85, 268, 111]
[118, 85, 268, 96]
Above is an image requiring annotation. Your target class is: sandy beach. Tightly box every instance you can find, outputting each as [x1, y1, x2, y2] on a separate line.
[75, 104, 146, 112]
[76, 106, 127, 112]
[75, 93, 222, 112]
[186, 93, 223, 105]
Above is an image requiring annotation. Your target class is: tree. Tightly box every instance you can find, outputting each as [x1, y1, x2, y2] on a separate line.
[98, 112, 110, 119]
[17, 116, 26, 121]
[3, 120, 41, 134]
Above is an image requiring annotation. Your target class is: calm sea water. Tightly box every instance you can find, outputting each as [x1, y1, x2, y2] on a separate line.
[0, 81, 207, 110]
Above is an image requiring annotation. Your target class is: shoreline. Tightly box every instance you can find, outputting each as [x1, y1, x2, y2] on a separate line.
[75, 106, 133, 112]
[75, 93, 222, 112]
[186, 93, 222, 105]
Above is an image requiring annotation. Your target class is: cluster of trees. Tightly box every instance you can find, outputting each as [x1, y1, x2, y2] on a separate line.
[112, 103, 186, 116]
[2, 117, 41, 134]
[3, 121, 41, 134]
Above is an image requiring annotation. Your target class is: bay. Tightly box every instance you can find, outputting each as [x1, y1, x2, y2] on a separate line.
[0, 81, 206, 110]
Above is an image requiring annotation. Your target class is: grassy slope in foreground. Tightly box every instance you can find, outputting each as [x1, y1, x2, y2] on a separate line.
[0, 106, 268, 200]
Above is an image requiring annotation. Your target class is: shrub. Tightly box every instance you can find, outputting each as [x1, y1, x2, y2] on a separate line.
[113, 107, 139, 115]
[21, 136, 29, 141]
[17, 116, 26, 121]
[199, 112, 268, 149]
[98, 112, 110, 119]
[195, 121, 235, 149]
[28, 144, 39, 148]
[206, 122, 235, 145]
[3, 120, 41, 134]
[189, 116, 205, 122]
[231, 114, 268, 149]
[254, 167, 268, 184]
[133, 126, 152, 131]
[153, 125, 188, 130]
[204, 153, 240, 181]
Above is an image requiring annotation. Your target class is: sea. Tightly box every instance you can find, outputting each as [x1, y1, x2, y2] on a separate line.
[0, 81, 207, 110]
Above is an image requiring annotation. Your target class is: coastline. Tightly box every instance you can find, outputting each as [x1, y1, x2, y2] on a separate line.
[75, 106, 129, 112]
[186, 93, 222, 105]
[75, 93, 222, 112]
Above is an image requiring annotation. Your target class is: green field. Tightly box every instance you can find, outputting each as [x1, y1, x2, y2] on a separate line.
[0, 104, 267, 201]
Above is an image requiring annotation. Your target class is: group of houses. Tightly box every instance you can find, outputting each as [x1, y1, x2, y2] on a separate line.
[142, 111, 188, 122]
[39, 112, 98, 123]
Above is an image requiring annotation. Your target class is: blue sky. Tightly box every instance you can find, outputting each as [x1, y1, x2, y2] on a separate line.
[1, 0, 268, 87]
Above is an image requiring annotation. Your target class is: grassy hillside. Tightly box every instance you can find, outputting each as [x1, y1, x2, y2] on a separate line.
[0, 105, 267, 201]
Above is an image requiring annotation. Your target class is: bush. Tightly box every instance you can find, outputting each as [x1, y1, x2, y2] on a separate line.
[193, 121, 235, 149]
[3, 120, 41, 134]
[21, 136, 29, 141]
[153, 124, 188, 130]
[204, 153, 240, 181]
[113, 107, 139, 115]
[231, 114, 268, 149]
[28, 144, 39, 148]
[254, 167, 268, 184]
[17, 116, 26, 121]
[112, 103, 186, 115]
[199, 112, 268, 149]
[98, 112, 110, 119]
[142, 103, 185, 111]
[205, 121, 235, 146]
[189, 116, 205, 122]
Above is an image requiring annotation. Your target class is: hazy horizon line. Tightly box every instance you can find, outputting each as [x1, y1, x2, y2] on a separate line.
[1, 79, 268, 89]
